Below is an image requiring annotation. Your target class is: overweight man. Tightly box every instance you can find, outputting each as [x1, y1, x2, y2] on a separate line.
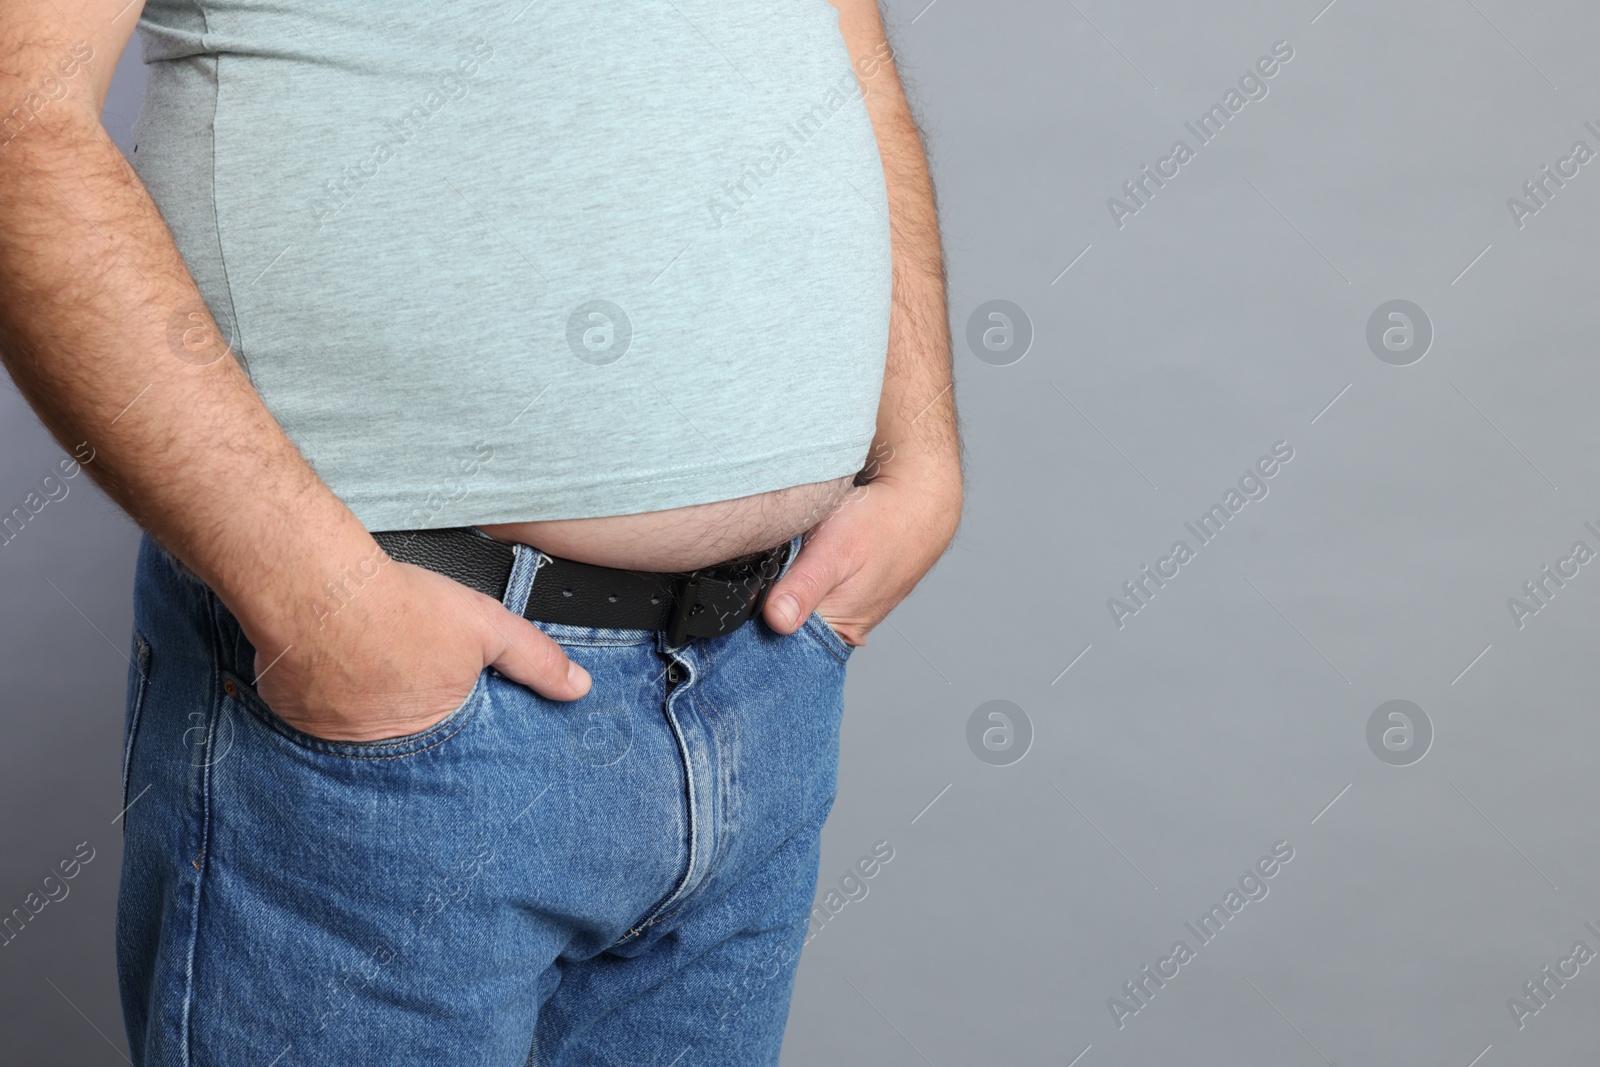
[0, 0, 960, 1062]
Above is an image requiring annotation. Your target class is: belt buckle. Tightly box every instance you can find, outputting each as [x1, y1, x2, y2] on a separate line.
[663, 543, 787, 648]
[665, 572, 703, 649]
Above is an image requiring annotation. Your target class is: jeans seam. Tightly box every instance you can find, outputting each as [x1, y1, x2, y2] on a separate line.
[612, 650, 699, 947]
[180, 588, 230, 1067]
[690, 632, 738, 887]
[121, 631, 153, 827]
[691, 686, 738, 907]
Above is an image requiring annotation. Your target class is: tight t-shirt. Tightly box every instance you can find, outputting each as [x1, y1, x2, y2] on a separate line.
[130, 0, 892, 529]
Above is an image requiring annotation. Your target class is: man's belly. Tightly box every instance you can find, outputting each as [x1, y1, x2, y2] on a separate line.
[477, 474, 856, 572]
[131, 5, 891, 536]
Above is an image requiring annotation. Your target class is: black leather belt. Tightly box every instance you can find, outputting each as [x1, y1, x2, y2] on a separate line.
[371, 527, 789, 647]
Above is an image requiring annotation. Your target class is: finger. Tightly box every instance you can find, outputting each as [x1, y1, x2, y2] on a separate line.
[476, 596, 592, 701]
[764, 532, 855, 634]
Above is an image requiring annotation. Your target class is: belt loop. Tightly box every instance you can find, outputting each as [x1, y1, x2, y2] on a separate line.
[776, 533, 805, 580]
[501, 543, 547, 617]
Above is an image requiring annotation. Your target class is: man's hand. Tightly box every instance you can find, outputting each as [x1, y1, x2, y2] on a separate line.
[763, 463, 960, 646]
[253, 559, 591, 742]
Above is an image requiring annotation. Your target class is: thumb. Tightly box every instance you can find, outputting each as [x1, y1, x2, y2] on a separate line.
[764, 536, 851, 635]
[477, 596, 592, 701]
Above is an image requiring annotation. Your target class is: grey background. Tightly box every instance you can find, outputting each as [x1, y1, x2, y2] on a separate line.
[4, 1, 1599, 1063]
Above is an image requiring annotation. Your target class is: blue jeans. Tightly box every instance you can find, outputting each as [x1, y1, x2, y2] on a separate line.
[117, 531, 853, 1065]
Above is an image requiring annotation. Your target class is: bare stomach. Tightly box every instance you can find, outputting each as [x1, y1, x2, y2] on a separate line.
[476, 474, 856, 571]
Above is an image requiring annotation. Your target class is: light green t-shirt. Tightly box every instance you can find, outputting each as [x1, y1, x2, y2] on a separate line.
[131, 0, 891, 530]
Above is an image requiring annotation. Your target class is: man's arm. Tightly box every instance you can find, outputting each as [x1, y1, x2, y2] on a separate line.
[764, 0, 963, 644]
[0, 1, 587, 737]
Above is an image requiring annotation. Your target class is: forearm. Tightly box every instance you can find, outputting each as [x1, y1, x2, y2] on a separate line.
[0, 109, 374, 649]
[831, 1, 961, 508]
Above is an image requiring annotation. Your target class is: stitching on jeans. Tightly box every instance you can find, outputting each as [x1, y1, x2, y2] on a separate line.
[611, 653, 696, 947]
[802, 615, 852, 664]
[531, 628, 655, 648]
[500, 542, 542, 618]
[121, 633, 153, 824]
[692, 685, 739, 915]
[226, 671, 484, 760]
[181, 575, 229, 1067]
[690, 636, 741, 877]
[256, 702, 478, 759]
[638, 645, 739, 936]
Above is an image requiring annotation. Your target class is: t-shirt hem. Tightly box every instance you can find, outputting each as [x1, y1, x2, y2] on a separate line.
[345, 436, 875, 532]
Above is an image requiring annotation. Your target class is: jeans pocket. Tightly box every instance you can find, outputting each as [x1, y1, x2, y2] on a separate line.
[803, 611, 855, 662]
[226, 668, 489, 760]
[121, 630, 153, 820]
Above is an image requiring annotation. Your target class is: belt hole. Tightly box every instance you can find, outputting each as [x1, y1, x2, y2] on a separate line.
[607, 594, 618, 603]
[561, 588, 573, 597]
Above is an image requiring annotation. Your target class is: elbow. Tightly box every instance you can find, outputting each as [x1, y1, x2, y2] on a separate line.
[0, 48, 110, 156]
[0, 100, 113, 170]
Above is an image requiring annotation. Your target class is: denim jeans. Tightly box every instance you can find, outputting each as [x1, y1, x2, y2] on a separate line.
[117, 531, 852, 1065]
